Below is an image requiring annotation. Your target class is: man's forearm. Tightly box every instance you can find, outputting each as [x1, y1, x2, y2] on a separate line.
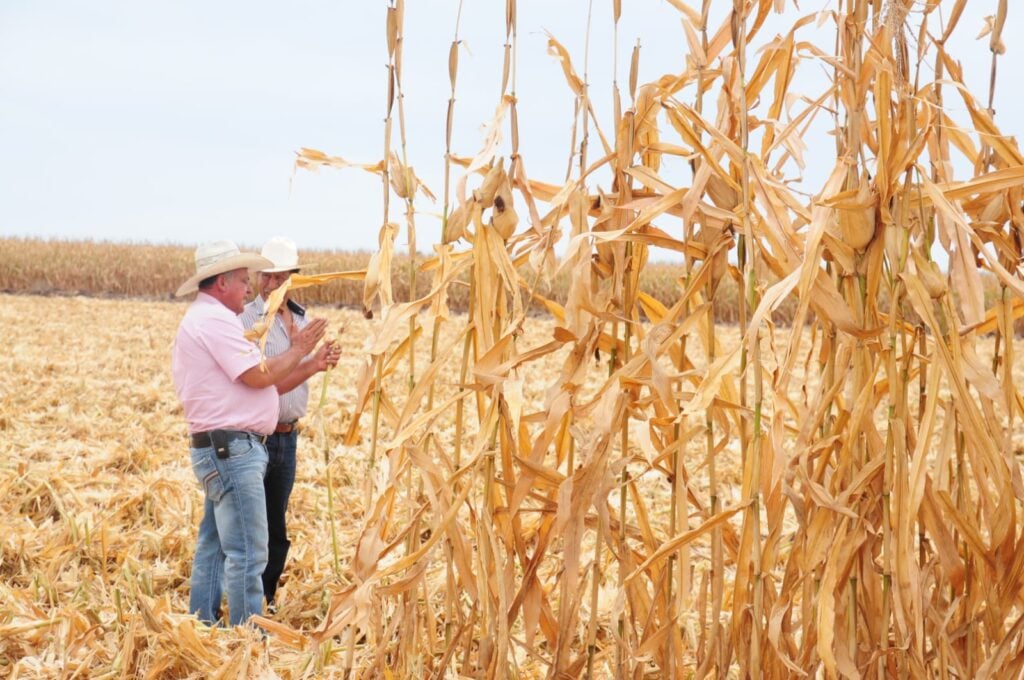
[264, 346, 308, 386]
[239, 345, 307, 389]
[276, 358, 318, 395]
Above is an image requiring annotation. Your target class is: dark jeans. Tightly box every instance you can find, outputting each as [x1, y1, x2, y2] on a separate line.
[262, 429, 297, 604]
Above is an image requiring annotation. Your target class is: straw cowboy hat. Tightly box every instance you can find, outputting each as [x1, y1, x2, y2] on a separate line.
[258, 236, 315, 273]
[175, 240, 273, 297]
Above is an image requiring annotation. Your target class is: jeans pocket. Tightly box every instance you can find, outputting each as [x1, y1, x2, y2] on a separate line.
[228, 437, 255, 458]
[192, 450, 227, 503]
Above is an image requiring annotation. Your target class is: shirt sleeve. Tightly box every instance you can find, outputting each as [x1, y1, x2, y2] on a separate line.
[197, 311, 263, 381]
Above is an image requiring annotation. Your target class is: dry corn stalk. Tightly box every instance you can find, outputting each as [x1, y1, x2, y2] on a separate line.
[291, 2, 1024, 677]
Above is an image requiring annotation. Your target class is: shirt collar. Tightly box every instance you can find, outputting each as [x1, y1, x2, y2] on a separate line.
[255, 295, 305, 317]
[196, 291, 226, 308]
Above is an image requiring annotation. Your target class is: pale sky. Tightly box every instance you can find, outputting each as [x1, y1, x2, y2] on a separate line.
[2, 1, 1021, 258]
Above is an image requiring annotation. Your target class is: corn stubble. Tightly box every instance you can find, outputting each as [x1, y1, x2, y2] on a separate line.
[0, 295, 383, 678]
[7, 0, 1024, 677]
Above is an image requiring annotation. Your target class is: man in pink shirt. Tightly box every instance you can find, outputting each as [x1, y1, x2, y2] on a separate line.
[172, 240, 327, 627]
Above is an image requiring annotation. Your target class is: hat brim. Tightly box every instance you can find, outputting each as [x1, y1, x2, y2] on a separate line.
[175, 254, 274, 297]
[259, 261, 315, 274]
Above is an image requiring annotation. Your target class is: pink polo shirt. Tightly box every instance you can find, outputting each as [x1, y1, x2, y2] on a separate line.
[171, 292, 279, 435]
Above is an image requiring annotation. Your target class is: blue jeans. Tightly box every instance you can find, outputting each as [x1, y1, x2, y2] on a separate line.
[263, 430, 297, 604]
[189, 436, 269, 626]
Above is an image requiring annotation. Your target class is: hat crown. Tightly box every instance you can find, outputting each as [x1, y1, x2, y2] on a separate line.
[194, 240, 243, 272]
[175, 240, 272, 297]
[260, 236, 300, 271]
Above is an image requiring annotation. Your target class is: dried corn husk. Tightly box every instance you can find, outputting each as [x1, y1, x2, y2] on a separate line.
[824, 181, 878, 251]
[913, 248, 948, 299]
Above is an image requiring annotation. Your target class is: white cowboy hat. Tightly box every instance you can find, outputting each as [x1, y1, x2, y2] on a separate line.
[259, 236, 314, 273]
[175, 240, 273, 297]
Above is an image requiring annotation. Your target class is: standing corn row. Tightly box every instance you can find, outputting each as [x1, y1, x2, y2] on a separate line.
[290, 1, 1024, 677]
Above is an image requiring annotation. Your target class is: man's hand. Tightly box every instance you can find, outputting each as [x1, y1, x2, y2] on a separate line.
[291, 318, 328, 355]
[239, 318, 331, 390]
[310, 340, 342, 372]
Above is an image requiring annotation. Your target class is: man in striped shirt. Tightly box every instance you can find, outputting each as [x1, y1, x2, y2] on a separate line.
[240, 236, 341, 611]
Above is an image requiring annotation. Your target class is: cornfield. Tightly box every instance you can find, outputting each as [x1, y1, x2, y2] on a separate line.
[0, 237, 761, 323]
[7, 0, 1024, 678]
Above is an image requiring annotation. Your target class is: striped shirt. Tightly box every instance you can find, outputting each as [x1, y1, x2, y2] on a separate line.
[240, 295, 311, 423]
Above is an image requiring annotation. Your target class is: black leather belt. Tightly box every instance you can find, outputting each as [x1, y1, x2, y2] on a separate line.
[190, 429, 268, 449]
